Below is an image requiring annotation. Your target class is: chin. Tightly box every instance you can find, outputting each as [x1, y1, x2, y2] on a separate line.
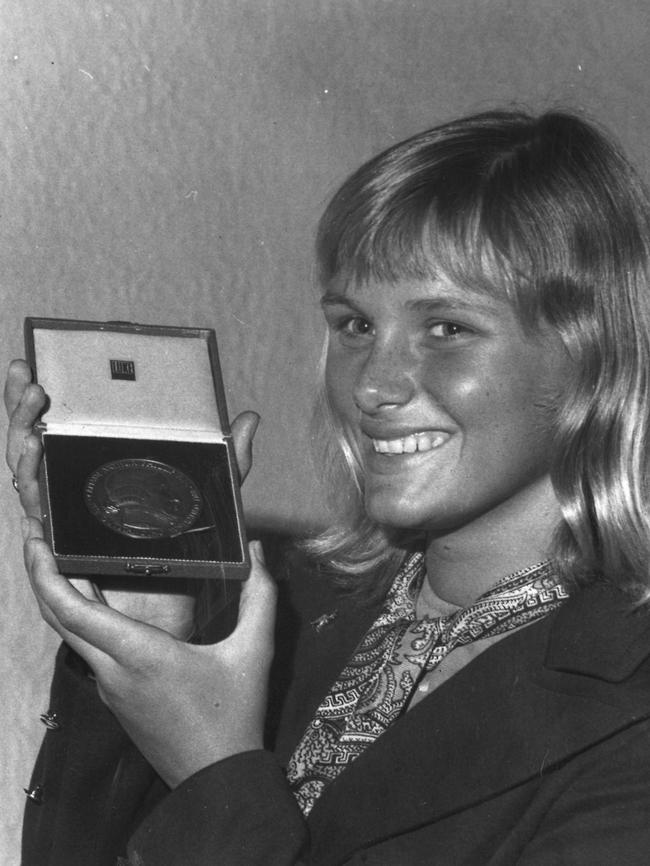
[364, 493, 435, 532]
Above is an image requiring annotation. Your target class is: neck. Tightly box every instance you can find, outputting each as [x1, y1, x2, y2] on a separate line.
[424, 477, 562, 607]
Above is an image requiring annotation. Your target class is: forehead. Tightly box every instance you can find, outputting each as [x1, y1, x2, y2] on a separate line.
[321, 274, 511, 316]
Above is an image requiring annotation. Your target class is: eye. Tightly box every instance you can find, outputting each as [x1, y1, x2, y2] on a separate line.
[341, 316, 373, 336]
[428, 321, 472, 339]
[329, 315, 375, 343]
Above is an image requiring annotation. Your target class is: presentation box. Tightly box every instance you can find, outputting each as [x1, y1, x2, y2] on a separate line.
[25, 317, 248, 580]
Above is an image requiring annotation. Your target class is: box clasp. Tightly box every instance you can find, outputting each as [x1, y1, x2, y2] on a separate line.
[124, 563, 170, 576]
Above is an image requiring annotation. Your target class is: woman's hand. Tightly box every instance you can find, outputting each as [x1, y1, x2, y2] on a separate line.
[5, 359, 261, 638]
[23, 516, 277, 787]
[5, 359, 46, 521]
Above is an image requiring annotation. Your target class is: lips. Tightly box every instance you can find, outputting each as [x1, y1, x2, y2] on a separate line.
[371, 431, 450, 455]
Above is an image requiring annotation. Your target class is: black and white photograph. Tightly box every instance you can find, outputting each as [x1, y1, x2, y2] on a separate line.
[1, 2, 650, 864]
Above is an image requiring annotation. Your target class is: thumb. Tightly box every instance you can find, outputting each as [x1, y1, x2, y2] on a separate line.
[236, 541, 277, 650]
[230, 411, 260, 483]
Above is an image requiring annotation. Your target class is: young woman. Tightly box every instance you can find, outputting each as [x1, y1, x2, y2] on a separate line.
[8, 108, 650, 865]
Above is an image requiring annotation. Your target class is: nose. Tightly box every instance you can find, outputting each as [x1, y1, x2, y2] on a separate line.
[353, 340, 416, 413]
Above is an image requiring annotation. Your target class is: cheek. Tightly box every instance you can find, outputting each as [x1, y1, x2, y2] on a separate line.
[325, 357, 358, 420]
[476, 361, 566, 452]
[431, 353, 561, 441]
[421, 356, 491, 419]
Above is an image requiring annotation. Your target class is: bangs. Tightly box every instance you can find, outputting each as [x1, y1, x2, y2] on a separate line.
[316, 176, 548, 328]
[314, 108, 639, 331]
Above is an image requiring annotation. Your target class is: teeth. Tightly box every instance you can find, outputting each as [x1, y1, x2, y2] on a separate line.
[372, 432, 448, 455]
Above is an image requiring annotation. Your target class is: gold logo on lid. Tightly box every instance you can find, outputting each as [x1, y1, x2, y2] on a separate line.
[110, 360, 136, 381]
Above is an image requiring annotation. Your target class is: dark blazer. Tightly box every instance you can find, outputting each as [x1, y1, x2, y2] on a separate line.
[23, 555, 650, 866]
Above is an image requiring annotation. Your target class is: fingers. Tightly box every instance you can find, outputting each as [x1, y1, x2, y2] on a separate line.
[4, 359, 33, 417]
[235, 541, 277, 650]
[5, 360, 46, 476]
[230, 411, 260, 483]
[22, 517, 104, 666]
[14, 434, 44, 518]
[22, 516, 166, 668]
[4, 360, 47, 517]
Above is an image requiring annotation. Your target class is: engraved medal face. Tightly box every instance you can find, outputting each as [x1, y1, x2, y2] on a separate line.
[83, 459, 203, 539]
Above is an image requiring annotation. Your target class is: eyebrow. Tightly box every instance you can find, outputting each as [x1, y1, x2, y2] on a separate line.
[320, 293, 358, 309]
[407, 296, 501, 315]
[320, 292, 502, 316]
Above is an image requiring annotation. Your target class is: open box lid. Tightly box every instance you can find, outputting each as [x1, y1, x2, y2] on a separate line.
[25, 318, 229, 442]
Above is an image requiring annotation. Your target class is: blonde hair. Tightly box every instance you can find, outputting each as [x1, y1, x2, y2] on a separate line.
[305, 109, 650, 601]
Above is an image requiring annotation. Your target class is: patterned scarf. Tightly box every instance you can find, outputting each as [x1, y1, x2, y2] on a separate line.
[287, 553, 568, 815]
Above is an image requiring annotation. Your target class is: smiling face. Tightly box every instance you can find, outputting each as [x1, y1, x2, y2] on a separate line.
[323, 274, 573, 544]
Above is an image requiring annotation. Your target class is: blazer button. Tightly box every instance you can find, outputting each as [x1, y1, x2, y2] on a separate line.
[40, 710, 61, 731]
[24, 785, 44, 805]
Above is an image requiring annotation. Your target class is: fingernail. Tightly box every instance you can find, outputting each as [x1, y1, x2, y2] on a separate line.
[21, 517, 30, 541]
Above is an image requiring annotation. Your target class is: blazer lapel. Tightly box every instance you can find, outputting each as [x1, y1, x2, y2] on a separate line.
[307, 584, 650, 865]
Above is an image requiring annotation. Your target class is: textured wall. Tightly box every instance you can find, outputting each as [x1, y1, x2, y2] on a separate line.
[1, 0, 648, 859]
